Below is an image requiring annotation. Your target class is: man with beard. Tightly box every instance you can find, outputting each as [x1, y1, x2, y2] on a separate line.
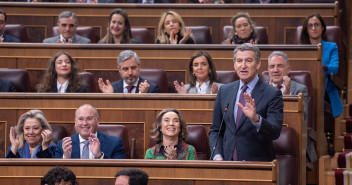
[98, 50, 159, 93]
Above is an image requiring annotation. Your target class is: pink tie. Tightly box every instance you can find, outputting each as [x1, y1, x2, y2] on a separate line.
[233, 84, 248, 161]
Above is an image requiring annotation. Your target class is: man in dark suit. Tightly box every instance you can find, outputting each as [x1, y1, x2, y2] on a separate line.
[43, 11, 91, 44]
[0, 9, 21, 42]
[55, 104, 125, 159]
[209, 43, 283, 161]
[98, 50, 159, 93]
[0, 78, 17, 92]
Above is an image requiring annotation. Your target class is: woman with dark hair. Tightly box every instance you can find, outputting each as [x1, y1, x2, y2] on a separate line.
[6, 110, 55, 158]
[36, 51, 89, 93]
[145, 108, 197, 160]
[98, 8, 134, 44]
[41, 166, 77, 185]
[174, 51, 222, 94]
[156, 11, 195, 44]
[300, 13, 342, 117]
[223, 12, 258, 45]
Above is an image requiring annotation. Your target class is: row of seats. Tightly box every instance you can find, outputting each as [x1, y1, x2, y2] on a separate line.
[5, 24, 268, 44]
[0, 68, 239, 93]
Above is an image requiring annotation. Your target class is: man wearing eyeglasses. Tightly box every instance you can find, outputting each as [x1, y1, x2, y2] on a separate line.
[43, 11, 91, 44]
[55, 104, 125, 159]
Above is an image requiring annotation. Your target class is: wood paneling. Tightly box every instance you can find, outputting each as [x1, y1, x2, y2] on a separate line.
[0, 159, 278, 185]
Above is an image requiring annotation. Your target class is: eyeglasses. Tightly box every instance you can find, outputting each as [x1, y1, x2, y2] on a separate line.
[76, 116, 96, 123]
[308, 23, 321, 29]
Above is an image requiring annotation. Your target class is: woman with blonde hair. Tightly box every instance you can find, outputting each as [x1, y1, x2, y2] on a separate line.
[145, 108, 197, 160]
[6, 110, 56, 158]
[156, 11, 195, 44]
[36, 51, 89, 93]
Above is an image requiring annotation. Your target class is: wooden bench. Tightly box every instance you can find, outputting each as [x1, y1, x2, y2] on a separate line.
[0, 159, 278, 185]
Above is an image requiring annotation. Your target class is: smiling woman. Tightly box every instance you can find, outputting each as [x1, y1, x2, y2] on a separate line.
[145, 108, 197, 160]
[223, 12, 258, 45]
[174, 51, 222, 94]
[98, 9, 134, 44]
[6, 110, 56, 158]
[36, 51, 90, 93]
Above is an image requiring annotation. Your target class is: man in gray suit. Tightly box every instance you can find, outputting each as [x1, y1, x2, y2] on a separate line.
[268, 51, 317, 163]
[43, 11, 91, 44]
[209, 43, 283, 161]
[267, 51, 309, 121]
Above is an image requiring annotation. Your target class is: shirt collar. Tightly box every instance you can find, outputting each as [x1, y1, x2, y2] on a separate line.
[123, 78, 139, 88]
[239, 75, 259, 92]
[57, 80, 69, 93]
[79, 132, 98, 143]
[59, 34, 74, 42]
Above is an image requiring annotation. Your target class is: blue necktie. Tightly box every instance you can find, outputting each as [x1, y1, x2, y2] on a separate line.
[82, 140, 89, 159]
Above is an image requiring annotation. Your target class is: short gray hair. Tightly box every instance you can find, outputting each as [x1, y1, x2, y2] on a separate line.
[58, 11, 78, 24]
[268, 51, 290, 67]
[233, 43, 261, 62]
[117, 50, 141, 67]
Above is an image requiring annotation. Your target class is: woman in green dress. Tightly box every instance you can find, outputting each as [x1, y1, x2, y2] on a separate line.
[145, 108, 197, 160]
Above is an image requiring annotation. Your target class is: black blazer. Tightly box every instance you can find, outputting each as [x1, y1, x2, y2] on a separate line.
[48, 84, 90, 93]
[111, 77, 159, 93]
[0, 79, 17, 92]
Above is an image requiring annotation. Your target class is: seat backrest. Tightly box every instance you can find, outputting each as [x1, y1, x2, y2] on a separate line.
[186, 125, 209, 160]
[51, 125, 67, 144]
[0, 69, 30, 92]
[140, 69, 168, 93]
[262, 71, 314, 130]
[222, 26, 268, 44]
[185, 26, 212, 44]
[131, 28, 155, 44]
[149, 125, 209, 160]
[216, 71, 239, 84]
[79, 72, 96, 92]
[273, 126, 299, 185]
[97, 124, 131, 159]
[52, 26, 98, 43]
[4, 24, 28, 42]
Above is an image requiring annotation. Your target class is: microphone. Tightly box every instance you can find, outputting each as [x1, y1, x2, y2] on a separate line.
[209, 103, 229, 160]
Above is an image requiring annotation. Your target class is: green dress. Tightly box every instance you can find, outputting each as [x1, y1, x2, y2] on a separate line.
[145, 140, 197, 160]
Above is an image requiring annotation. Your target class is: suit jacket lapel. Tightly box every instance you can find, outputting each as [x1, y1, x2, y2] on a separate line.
[71, 134, 80, 158]
[97, 132, 105, 152]
[135, 78, 144, 93]
[228, 81, 240, 134]
[117, 80, 124, 93]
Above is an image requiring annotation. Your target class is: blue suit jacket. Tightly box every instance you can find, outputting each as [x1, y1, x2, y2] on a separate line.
[209, 78, 283, 161]
[0, 79, 17, 92]
[55, 132, 125, 159]
[111, 77, 159, 93]
[2, 34, 21, 42]
[321, 40, 343, 117]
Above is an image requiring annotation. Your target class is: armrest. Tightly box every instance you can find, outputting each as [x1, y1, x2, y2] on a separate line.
[330, 73, 345, 90]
